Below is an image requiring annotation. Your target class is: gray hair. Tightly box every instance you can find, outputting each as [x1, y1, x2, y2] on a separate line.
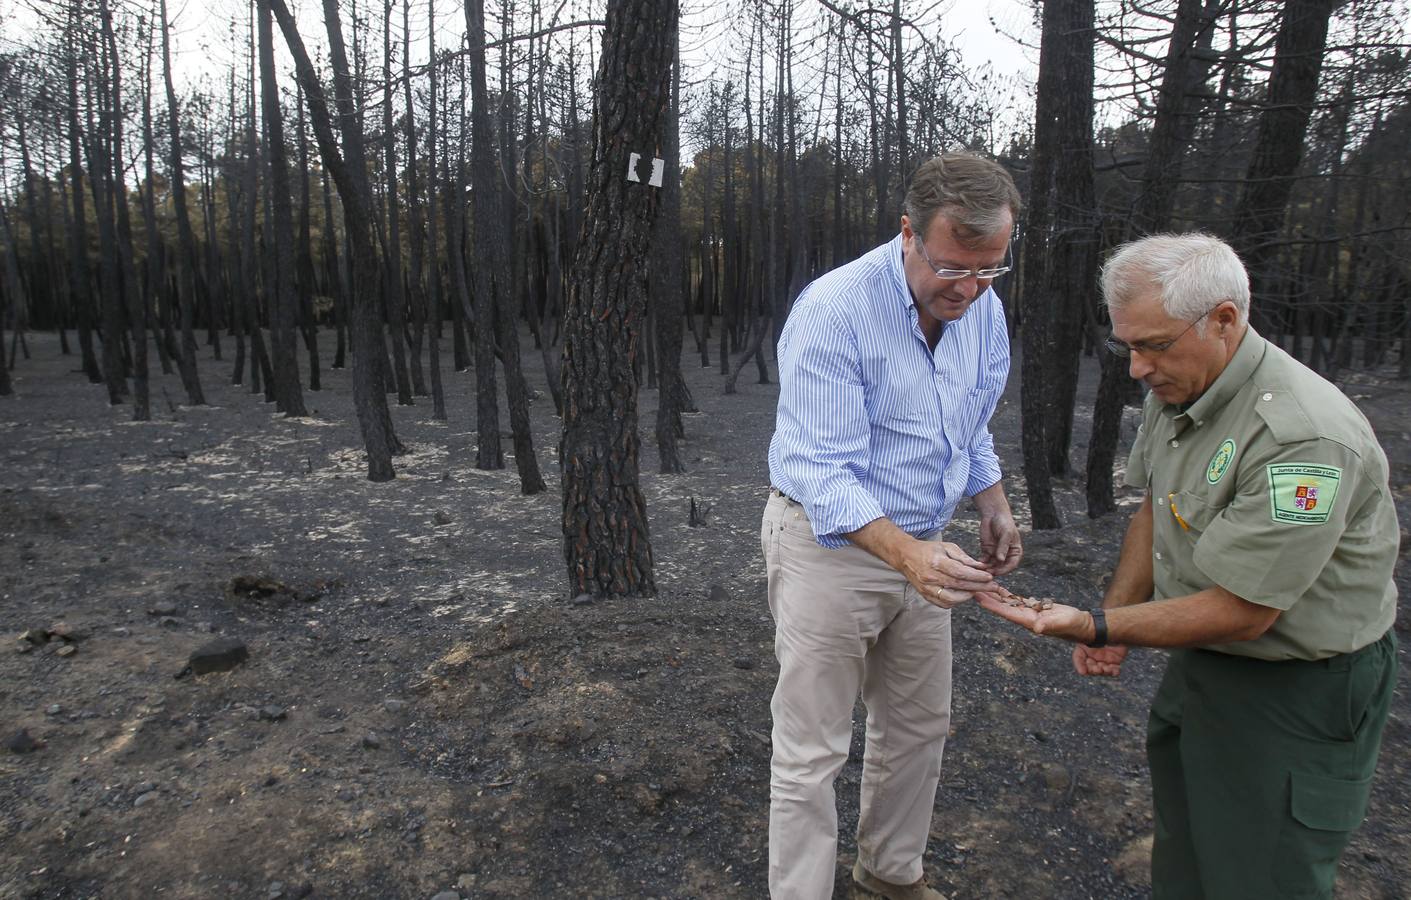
[904, 153, 1021, 245]
[1101, 232, 1250, 332]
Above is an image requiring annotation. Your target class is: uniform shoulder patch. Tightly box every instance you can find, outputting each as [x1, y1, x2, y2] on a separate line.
[1207, 439, 1236, 484]
[1266, 462, 1341, 525]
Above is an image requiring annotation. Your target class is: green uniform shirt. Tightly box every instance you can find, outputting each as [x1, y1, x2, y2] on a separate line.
[1125, 328, 1399, 661]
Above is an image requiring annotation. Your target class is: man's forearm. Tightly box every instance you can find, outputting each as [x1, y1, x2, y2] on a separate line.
[970, 479, 1011, 519]
[843, 516, 913, 570]
[1103, 495, 1155, 609]
[1107, 586, 1279, 647]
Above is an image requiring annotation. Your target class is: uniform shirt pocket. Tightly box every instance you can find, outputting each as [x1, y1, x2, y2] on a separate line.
[1168, 490, 1220, 535]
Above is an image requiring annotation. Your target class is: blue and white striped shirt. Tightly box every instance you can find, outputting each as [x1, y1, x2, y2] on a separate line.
[768, 234, 1010, 548]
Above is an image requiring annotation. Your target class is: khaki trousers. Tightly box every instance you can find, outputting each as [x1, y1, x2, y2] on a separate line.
[761, 492, 953, 900]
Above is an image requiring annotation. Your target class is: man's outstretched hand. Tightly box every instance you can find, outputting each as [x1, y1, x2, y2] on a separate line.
[975, 592, 1129, 678]
[977, 592, 1090, 638]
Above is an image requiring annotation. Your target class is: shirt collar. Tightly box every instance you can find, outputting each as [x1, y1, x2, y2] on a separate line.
[887, 233, 914, 315]
[1165, 326, 1267, 424]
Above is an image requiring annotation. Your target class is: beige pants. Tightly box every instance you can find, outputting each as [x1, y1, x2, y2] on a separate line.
[761, 492, 953, 900]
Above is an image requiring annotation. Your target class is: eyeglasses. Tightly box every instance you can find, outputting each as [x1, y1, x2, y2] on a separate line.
[913, 235, 1012, 281]
[1104, 302, 1227, 358]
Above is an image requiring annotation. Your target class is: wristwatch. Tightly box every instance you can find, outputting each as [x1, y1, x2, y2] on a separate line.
[1086, 608, 1108, 649]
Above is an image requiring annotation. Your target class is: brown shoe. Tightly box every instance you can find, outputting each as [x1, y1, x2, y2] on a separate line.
[851, 860, 947, 900]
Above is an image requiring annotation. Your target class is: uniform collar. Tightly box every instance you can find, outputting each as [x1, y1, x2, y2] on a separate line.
[1165, 326, 1267, 425]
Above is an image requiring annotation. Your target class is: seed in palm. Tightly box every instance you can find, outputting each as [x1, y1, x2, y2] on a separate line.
[997, 587, 1054, 611]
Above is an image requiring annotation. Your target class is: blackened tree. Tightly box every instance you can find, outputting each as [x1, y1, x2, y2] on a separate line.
[561, 0, 678, 596]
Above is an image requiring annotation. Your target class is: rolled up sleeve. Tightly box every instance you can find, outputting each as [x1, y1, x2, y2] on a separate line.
[964, 426, 1002, 497]
[964, 304, 1009, 496]
[770, 303, 885, 546]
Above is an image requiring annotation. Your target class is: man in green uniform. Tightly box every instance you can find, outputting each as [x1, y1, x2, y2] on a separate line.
[982, 232, 1400, 899]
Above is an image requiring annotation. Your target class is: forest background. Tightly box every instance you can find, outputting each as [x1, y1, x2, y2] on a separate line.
[3, 0, 1410, 558]
[1, 0, 1409, 556]
[1, 0, 1410, 896]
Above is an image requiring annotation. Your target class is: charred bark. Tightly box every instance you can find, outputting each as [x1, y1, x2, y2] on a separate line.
[1230, 0, 1338, 324]
[159, 0, 207, 405]
[1020, 0, 1096, 530]
[562, 0, 677, 596]
[653, 35, 687, 474]
[259, 0, 307, 416]
[268, 0, 403, 480]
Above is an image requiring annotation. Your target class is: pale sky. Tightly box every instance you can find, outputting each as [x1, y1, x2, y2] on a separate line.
[3, 0, 1039, 117]
[0, 0, 1038, 182]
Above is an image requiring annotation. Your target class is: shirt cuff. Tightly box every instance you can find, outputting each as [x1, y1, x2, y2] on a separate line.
[964, 451, 1003, 498]
[807, 484, 886, 549]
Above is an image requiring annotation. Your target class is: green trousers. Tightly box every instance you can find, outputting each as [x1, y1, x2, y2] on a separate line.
[1147, 630, 1397, 900]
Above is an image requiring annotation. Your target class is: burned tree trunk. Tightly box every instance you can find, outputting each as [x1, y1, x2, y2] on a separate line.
[86, 20, 129, 406]
[65, 17, 102, 386]
[562, 0, 678, 597]
[100, 0, 150, 419]
[463, 0, 504, 470]
[0, 195, 18, 396]
[1230, 0, 1337, 324]
[653, 35, 688, 475]
[259, 0, 307, 416]
[295, 85, 321, 392]
[1086, 0, 1218, 518]
[402, 0, 428, 401]
[423, 0, 447, 420]
[159, 0, 207, 405]
[382, 0, 413, 407]
[268, 0, 402, 480]
[463, 0, 544, 493]
[1019, 0, 1097, 530]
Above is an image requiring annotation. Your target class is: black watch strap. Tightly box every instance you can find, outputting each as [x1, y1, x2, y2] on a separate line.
[1087, 608, 1108, 648]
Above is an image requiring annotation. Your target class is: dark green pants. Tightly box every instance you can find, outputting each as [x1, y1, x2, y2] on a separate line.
[1147, 631, 1397, 900]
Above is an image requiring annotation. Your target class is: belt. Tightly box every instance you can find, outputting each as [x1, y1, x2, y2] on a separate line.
[770, 486, 801, 504]
[1195, 629, 1395, 671]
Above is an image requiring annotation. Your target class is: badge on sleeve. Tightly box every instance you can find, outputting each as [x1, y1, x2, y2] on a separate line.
[1266, 463, 1341, 525]
[1207, 439, 1236, 484]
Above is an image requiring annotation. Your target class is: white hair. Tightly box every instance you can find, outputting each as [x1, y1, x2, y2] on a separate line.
[1100, 233, 1250, 332]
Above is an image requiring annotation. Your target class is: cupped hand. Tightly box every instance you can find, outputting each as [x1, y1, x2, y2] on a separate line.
[1073, 644, 1128, 678]
[975, 592, 1092, 641]
[900, 540, 997, 608]
[979, 512, 1022, 575]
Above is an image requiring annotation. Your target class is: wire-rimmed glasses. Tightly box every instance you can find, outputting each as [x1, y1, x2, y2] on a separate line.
[1103, 302, 1228, 358]
[913, 235, 1013, 281]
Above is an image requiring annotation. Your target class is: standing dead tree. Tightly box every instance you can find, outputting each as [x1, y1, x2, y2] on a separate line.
[267, 0, 404, 481]
[158, 0, 207, 406]
[1020, 0, 1097, 531]
[1231, 0, 1339, 324]
[561, 0, 678, 597]
[258, 0, 307, 417]
[1085, 0, 1220, 518]
[652, 26, 690, 474]
[0, 191, 18, 396]
[463, 0, 545, 493]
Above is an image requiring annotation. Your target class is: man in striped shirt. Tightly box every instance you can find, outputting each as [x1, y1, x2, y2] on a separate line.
[762, 153, 1024, 900]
